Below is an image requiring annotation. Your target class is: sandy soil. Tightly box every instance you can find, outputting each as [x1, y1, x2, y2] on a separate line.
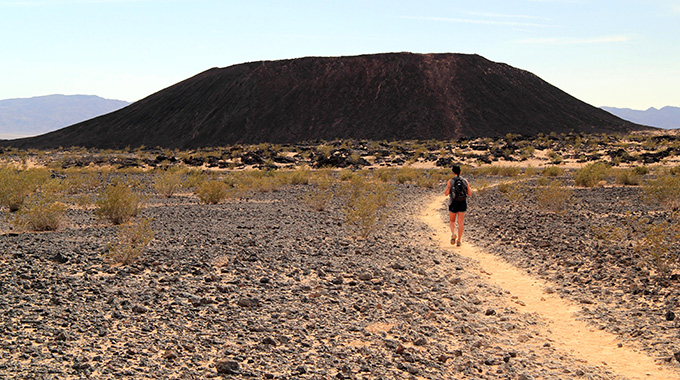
[421, 195, 680, 380]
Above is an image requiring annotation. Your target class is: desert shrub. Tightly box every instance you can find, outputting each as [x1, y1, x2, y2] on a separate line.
[394, 167, 418, 184]
[338, 177, 395, 239]
[0, 167, 50, 212]
[105, 218, 154, 265]
[12, 191, 68, 231]
[541, 166, 563, 177]
[574, 161, 610, 187]
[535, 180, 572, 214]
[474, 165, 521, 177]
[632, 165, 650, 176]
[182, 169, 209, 190]
[631, 213, 680, 276]
[339, 169, 356, 182]
[286, 167, 311, 185]
[412, 170, 440, 189]
[523, 166, 539, 177]
[613, 168, 641, 186]
[195, 180, 232, 204]
[374, 168, 395, 183]
[234, 170, 283, 193]
[497, 181, 527, 202]
[153, 168, 184, 198]
[304, 171, 335, 211]
[61, 168, 102, 194]
[95, 180, 144, 224]
[644, 174, 680, 211]
[546, 150, 563, 165]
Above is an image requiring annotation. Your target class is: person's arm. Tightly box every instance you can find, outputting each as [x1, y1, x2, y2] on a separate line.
[444, 179, 451, 196]
[466, 180, 472, 196]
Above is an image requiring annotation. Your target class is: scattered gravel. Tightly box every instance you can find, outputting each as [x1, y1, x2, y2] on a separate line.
[0, 178, 668, 379]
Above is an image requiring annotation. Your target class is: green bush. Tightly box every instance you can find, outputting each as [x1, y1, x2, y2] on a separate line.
[105, 218, 154, 265]
[95, 180, 144, 224]
[574, 162, 610, 187]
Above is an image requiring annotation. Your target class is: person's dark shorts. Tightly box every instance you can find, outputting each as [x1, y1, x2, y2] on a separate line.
[449, 200, 467, 213]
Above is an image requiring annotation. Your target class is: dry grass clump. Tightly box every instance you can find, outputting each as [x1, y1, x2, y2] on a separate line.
[338, 177, 395, 239]
[153, 168, 184, 198]
[60, 168, 102, 194]
[574, 161, 610, 187]
[12, 187, 68, 232]
[535, 180, 572, 214]
[304, 171, 336, 211]
[497, 181, 527, 202]
[474, 165, 521, 177]
[613, 168, 642, 186]
[195, 179, 233, 204]
[0, 167, 50, 212]
[644, 173, 680, 211]
[630, 213, 680, 276]
[95, 180, 144, 224]
[541, 166, 563, 177]
[105, 218, 154, 265]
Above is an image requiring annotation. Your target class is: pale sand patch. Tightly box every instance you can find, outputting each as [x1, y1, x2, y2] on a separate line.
[420, 195, 680, 380]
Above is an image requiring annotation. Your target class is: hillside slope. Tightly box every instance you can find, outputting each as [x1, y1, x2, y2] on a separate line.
[3, 53, 648, 149]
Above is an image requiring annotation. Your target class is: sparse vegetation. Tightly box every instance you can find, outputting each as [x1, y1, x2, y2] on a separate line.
[105, 218, 154, 265]
[154, 168, 184, 198]
[12, 191, 68, 231]
[535, 180, 572, 214]
[195, 179, 233, 204]
[644, 173, 680, 211]
[338, 177, 395, 239]
[95, 180, 144, 224]
[0, 167, 50, 212]
[574, 161, 610, 187]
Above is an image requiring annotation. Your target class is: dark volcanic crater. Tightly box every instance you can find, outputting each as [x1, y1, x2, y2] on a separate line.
[3, 53, 648, 149]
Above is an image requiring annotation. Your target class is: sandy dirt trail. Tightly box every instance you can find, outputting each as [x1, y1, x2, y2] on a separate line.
[421, 195, 680, 380]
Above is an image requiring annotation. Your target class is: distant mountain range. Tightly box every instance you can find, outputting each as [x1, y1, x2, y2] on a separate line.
[601, 106, 680, 130]
[0, 95, 129, 139]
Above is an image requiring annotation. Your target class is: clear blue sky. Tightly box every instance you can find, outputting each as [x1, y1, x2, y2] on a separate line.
[1, 0, 678, 109]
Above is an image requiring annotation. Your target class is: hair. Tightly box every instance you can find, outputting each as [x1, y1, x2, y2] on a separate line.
[451, 165, 461, 175]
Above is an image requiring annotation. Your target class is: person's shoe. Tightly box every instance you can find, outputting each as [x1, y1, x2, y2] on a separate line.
[450, 234, 457, 245]
[456, 240, 462, 247]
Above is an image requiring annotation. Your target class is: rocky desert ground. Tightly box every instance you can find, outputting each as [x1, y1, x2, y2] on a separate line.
[0, 133, 679, 379]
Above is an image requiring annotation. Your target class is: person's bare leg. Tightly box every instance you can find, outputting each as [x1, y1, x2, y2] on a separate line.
[449, 212, 457, 244]
[457, 212, 465, 245]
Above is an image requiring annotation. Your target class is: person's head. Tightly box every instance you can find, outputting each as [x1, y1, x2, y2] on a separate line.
[452, 165, 461, 176]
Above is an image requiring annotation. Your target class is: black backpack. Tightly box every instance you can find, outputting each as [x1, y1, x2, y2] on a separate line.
[450, 177, 467, 202]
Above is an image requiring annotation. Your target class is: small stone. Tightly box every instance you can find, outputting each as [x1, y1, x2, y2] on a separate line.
[262, 337, 277, 346]
[358, 273, 372, 281]
[237, 298, 261, 308]
[131, 305, 147, 314]
[665, 310, 675, 321]
[674, 351, 680, 363]
[413, 337, 427, 346]
[295, 365, 307, 374]
[215, 360, 240, 375]
[162, 350, 178, 361]
[485, 308, 496, 316]
[395, 344, 406, 355]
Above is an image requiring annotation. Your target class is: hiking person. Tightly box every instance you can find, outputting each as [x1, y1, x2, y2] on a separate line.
[444, 165, 471, 246]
